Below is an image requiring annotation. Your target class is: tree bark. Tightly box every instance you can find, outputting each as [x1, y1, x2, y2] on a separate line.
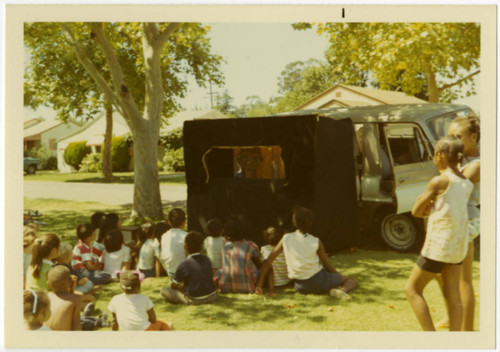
[426, 65, 440, 103]
[102, 102, 113, 181]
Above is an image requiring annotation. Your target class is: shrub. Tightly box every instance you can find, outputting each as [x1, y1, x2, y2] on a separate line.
[163, 147, 185, 172]
[64, 141, 90, 171]
[109, 136, 131, 172]
[160, 128, 183, 150]
[79, 153, 103, 173]
[28, 146, 57, 170]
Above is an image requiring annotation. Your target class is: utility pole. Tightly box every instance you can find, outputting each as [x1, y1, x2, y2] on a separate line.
[207, 81, 217, 109]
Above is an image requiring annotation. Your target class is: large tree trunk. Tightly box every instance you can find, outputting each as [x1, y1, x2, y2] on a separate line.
[102, 102, 113, 181]
[427, 65, 440, 103]
[130, 118, 163, 219]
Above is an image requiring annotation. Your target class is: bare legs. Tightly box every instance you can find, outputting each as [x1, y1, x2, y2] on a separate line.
[405, 264, 463, 331]
[460, 242, 475, 331]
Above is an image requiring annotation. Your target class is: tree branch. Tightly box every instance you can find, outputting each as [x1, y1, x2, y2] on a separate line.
[157, 23, 181, 47]
[438, 70, 481, 92]
[90, 23, 142, 123]
[60, 23, 123, 115]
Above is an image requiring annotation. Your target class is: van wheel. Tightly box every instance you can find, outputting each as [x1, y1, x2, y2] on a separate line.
[26, 165, 37, 174]
[381, 213, 420, 252]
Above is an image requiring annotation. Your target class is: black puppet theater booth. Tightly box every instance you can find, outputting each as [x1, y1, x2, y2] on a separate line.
[183, 114, 360, 252]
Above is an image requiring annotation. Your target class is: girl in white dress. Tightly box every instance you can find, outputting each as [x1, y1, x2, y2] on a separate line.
[405, 136, 473, 331]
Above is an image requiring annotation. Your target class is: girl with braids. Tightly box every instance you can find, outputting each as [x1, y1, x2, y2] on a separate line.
[26, 233, 61, 291]
[23, 289, 51, 330]
[131, 222, 160, 278]
[405, 136, 473, 331]
[93, 212, 121, 258]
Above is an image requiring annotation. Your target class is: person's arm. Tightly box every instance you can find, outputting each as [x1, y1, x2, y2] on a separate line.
[111, 312, 119, 331]
[171, 281, 184, 291]
[411, 175, 446, 218]
[147, 308, 157, 323]
[77, 277, 89, 286]
[255, 240, 284, 294]
[317, 240, 338, 274]
[83, 261, 100, 271]
[463, 161, 480, 184]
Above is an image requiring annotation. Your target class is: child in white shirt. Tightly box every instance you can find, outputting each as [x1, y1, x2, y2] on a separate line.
[132, 222, 160, 278]
[160, 208, 187, 278]
[203, 218, 224, 275]
[100, 229, 130, 278]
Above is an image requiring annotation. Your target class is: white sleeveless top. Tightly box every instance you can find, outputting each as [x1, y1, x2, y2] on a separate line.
[421, 170, 473, 263]
[461, 156, 480, 240]
[282, 231, 322, 280]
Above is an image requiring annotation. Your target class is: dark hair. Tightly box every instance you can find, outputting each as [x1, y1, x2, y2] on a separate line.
[76, 223, 94, 241]
[104, 229, 124, 253]
[207, 218, 224, 237]
[90, 212, 105, 232]
[185, 231, 204, 254]
[292, 206, 314, 233]
[154, 221, 171, 243]
[435, 135, 465, 166]
[452, 114, 481, 142]
[131, 222, 155, 268]
[224, 217, 247, 242]
[168, 208, 186, 228]
[98, 213, 120, 243]
[30, 233, 60, 279]
[263, 226, 284, 246]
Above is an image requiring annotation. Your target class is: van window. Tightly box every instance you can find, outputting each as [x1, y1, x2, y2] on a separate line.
[426, 110, 473, 140]
[202, 146, 286, 182]
[385, 125, 432, 165]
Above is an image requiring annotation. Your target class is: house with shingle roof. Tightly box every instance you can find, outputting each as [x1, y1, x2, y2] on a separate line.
[295, 84, 427, 110]
[24, 119, 81, 152]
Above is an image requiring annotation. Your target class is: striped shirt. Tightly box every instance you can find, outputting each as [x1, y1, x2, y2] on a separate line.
[260, 244, 291, 286]
[72, 240, 99, 270]
[216, 239, 259, 293]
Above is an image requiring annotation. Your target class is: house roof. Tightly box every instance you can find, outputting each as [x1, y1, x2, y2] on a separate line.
[161, 109, 226, 134]
[24, 118, 43, 129]
[295, 84, 427, 110]
[24, 119, 79, 139]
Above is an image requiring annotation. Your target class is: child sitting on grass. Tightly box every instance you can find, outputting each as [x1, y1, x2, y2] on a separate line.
[93, 212, 120, 258]
[260, 226, 291, 295]
[72, 223, 111, 285]
[256, 206, 358, 299]
[154, 221, 171, 276]
[56, 242, 95, 295]
[203, 218, 224, 275]
[26, 233, 60, 291]
[131, 222, 160, 278]
[108, 270, 172, 331]
[23, 289, 51, 330]
[45, 265, 83, 330]
[161, 231, 218, 305]
[160, 208, 187, 278]
[23, 226, 38, 286]
[215, 217, 261, 293]
[100, 229, 130, 278]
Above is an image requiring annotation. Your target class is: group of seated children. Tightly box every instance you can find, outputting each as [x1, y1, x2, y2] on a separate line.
[24, 206, 358, 331]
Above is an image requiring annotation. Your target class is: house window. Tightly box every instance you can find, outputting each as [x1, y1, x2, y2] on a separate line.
[203, 146, 286, 182]
[49, 139, 57, 151]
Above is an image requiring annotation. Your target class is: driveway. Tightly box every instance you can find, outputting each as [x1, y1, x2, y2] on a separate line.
[23, 181, 187, 206]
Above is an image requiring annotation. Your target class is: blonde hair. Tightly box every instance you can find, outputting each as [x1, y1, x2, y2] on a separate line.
[56, 242, 73, 261]
[23, 226, 37, 249]
[23, 290, 50, 328]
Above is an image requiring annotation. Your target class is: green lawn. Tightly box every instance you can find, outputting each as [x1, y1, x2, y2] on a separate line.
[23, 198, 480, 331]
[24, 170, 185, 185]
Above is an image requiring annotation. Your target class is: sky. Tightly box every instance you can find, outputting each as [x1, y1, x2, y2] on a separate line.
[24, 22, 480, 121]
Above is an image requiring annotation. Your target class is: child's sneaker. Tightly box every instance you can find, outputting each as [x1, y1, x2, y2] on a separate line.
[83, 302, 95, 317]
[329, 288, 351, 300]
[99, 311, 110, 327]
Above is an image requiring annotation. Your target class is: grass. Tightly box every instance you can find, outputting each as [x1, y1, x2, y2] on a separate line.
[24, 170, 186, 185]
[23, 197, 480, 331]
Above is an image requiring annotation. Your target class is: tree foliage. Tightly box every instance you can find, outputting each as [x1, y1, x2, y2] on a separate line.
[293, 22, 480, 102]
[64, 141, 91, 171]
[25, 22, 223, 218]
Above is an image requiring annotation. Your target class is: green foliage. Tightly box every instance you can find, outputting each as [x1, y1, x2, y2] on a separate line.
[234, 95, 274, 118]
[63, 141, 90, 171]
[110, 136, 131, 172]
[25, 146, 57, 170]
[293, 23, 480, 102]
[160, 128, 183, 150]
[215, 89, 235, 115]
[163, 147, 185, 172]
[79, 153, 103, 173]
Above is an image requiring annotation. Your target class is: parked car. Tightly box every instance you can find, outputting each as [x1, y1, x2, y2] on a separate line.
[24, 156, 41, 174]
[183, 103, 476, 252]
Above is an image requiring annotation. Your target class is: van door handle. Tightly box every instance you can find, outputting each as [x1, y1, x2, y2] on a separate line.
[398, 176, 409, 183]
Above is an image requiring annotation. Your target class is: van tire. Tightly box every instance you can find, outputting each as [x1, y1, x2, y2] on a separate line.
[26, 164, 37, 174]
[380, 213, 421, 252]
